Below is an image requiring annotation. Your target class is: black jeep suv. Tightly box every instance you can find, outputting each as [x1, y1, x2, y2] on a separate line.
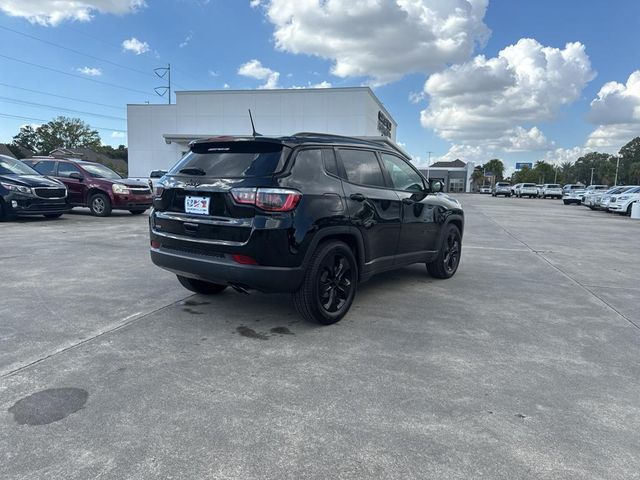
[149, 133, 464, 324]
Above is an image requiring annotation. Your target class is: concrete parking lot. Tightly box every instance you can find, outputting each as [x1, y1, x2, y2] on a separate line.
[1, 198, 639, 479]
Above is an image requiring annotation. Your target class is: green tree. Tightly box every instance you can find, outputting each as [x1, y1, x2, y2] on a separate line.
[532, 161, 556, 184]
[618, 137, 640, 184]
[629, 162, 640, 184]
[12, 125, 38, 152]
[483, 158, 505, 181]
[35, 116, 100, 154]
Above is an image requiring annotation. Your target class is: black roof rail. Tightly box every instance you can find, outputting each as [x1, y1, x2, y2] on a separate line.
[292, 132, 385, 147]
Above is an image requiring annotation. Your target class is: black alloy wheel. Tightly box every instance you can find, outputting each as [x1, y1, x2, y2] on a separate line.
[293, 240, 357, 325]
[427, 224, 462, 279]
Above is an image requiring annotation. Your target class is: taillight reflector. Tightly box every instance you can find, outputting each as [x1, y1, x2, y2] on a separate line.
[150, 240, 161, 249]
[232, 254, 258, 265]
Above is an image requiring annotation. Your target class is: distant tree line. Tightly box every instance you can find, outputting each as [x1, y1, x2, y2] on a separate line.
[8, 116, 127, 163]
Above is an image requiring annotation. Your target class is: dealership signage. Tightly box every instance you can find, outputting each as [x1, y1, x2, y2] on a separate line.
[515, 162, 533, 170]
[377, 111, 392, 137]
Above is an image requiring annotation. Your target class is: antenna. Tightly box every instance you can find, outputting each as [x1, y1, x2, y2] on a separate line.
[248, 109, 261, 137]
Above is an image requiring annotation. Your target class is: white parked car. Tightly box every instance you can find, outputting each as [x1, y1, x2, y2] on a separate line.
[479, 185, 492, 194]
[607, 186, 640, 215]
[563, 185, 586, 205]
[540, 183, 563, 199]
[492, 182, 512, 197]
[598, 186, 639, 211]
[517, 183, 538, 198]
[511, 183, 523, 196]
[580, 184, 608, 203]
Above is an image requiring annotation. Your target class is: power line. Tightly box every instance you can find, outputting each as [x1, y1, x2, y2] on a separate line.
[0, 53, 153, 97]
[0, 96, 126, 121]
[0, 82, 124, 111]
[0, 113, 126, 133]
[0, 25, 153, 78]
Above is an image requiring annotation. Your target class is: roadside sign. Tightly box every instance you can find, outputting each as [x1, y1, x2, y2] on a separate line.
[515, 162, 533, 170]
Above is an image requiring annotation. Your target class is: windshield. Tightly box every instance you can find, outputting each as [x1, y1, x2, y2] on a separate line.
[522, 183, 535, 187]
[497, 182, 510, 187]
[547, 184, 560, 188]
[0, 156, 39, 175]
[170, 141, 288, 177]
[83, 163, 122, 180]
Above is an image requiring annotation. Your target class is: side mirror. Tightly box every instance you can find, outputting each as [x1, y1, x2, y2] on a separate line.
[429, 180, 444, 193]
[69, 172, 84, 181]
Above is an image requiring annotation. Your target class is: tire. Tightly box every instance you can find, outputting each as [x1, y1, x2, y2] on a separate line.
[627, 204, 634, 216]
[89, 192, 112, 217]
[427, 224, 462, 279]
[292, 240, 357, 325]
[129, 209, 146, 215]
[563, 200, 570, 205]
[177, 275, 227, 294]
[44, 213, 63, 219]
[0, 200, 7, 222]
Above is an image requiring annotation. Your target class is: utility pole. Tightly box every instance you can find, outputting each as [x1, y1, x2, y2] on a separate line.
[154, 63, 171, 104]
[554, 166, 558, 184]
[426, 151, 433, 180]
[590, 167, 595, 186]
[614, 155, 620, 186]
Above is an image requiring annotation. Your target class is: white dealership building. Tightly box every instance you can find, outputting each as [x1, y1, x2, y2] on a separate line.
[127, 87, 398, 177]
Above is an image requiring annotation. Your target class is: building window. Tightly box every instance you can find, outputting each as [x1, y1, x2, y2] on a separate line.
[449, 178, 465, 193]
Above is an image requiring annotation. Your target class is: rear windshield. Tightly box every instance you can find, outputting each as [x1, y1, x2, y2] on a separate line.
[170, 141, 289, 177]
[496, 182, 510, 187]
[522, 183, 535, 187]
[546, 184, 560, 188]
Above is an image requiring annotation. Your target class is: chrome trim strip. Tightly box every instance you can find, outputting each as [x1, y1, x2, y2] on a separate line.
[151, 228, 247, 247]
[155, 210, 250, 227]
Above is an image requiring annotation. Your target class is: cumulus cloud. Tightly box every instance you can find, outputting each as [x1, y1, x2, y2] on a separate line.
[539, 146, 591, 165]
[420, 38, 595, 150]
[585, 71, 640, 151]
[111, 131, 126, 138]
[122, 37, 150, 55]
[260, 0, 490, 84]
[0, 0, 145, 26]
[238, 59, 280, 89]
[77, 66, 102, 76]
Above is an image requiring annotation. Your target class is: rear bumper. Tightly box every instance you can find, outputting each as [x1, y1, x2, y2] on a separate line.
[150, 247, 305, 293]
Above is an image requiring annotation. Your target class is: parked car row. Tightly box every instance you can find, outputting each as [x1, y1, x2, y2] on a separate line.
[0, 154, 153, 221]
[574, 184, 640, 215]
[489, 182, 564, 198]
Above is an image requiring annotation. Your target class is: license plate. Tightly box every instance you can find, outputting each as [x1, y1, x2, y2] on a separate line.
[185, 196, 209, 215]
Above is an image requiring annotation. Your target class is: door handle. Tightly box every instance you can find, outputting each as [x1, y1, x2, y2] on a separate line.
[350, 193, 366, 202]
[402, 197, 415, 205]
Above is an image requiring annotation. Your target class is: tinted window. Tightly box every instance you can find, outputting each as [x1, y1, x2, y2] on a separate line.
[170, 141, 288, 177]
[322, 149, 339, 176]
[83, 163, 121, 180]
[338, 149, 385, 187]
[31, 161, 56, 175]
[380, 153, 424, 192]
[58, 163, 82, 178]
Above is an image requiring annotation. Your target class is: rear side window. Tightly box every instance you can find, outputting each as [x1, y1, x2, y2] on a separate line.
[170, 141, 288, 177]
[30, 161, 56, 175]
[338, 149, 385, 188]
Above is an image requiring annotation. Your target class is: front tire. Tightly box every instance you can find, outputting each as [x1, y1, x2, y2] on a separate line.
[427, 224, 462, 279]
[177, 275, 227, 294]
[89, 193, 112, 217]
[293, 240, 357, 325]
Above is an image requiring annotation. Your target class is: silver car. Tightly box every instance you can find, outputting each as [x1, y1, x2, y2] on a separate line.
[540, 183, 563, 199]
[598, 186, 640, 211]
[492, 182, 512, 197]
[517, 183, 538, 198]
[563, 185, 586, 205]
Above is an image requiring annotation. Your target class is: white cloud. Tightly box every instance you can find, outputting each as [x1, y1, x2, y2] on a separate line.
[291, 80, 333, 89]
[122, 37, 150, 55]
[585, 71, 640, 151]
[539, 146, 591, 166]
[249, 0, 262, 7]
[0, 0, 145, 26]
[238, 59, 280, 89]
[420, 38, 595, 149]
[261, 0, 490, 84]
[179, 30, 193, 48]
[223, 83, 231, 89]
[208, 70, 219, 77]
[111, 131, 126, 138]
[77, 66, 102, 76]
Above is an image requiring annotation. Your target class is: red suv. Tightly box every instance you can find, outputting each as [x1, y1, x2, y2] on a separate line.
[25, 157, 152, 216]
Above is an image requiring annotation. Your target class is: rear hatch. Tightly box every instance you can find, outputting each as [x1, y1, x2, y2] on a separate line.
[152, 139, 290, 247]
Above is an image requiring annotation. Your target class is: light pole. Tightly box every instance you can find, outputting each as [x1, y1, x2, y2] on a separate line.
[554, 166, 558, 183]
[590, 167, 595, 186]
[614, 155, 620, 186]
[426, 151, 432, 180]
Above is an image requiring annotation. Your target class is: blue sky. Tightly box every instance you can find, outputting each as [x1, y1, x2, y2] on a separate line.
[0, 0, 639, 172]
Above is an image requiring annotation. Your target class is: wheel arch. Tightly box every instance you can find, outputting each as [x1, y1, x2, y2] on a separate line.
[303, 226, 366, 280]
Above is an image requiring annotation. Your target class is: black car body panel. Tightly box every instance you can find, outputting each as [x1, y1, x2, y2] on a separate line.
[0, 156, 70, 217]
[149, 134, 463, 293]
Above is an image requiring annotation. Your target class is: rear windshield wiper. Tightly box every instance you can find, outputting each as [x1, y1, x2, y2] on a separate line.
[178, 167, 206, 176]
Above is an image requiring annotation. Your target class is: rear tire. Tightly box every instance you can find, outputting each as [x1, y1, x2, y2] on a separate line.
[427, 224, 462, 279]
[563, 200, 570, 205]
[292, 240, 357, 325]
[177, 275, 227, 295]
[89, 193, 112, 217]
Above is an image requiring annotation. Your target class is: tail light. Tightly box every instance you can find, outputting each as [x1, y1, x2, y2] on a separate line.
[231, 188, 301, 212]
